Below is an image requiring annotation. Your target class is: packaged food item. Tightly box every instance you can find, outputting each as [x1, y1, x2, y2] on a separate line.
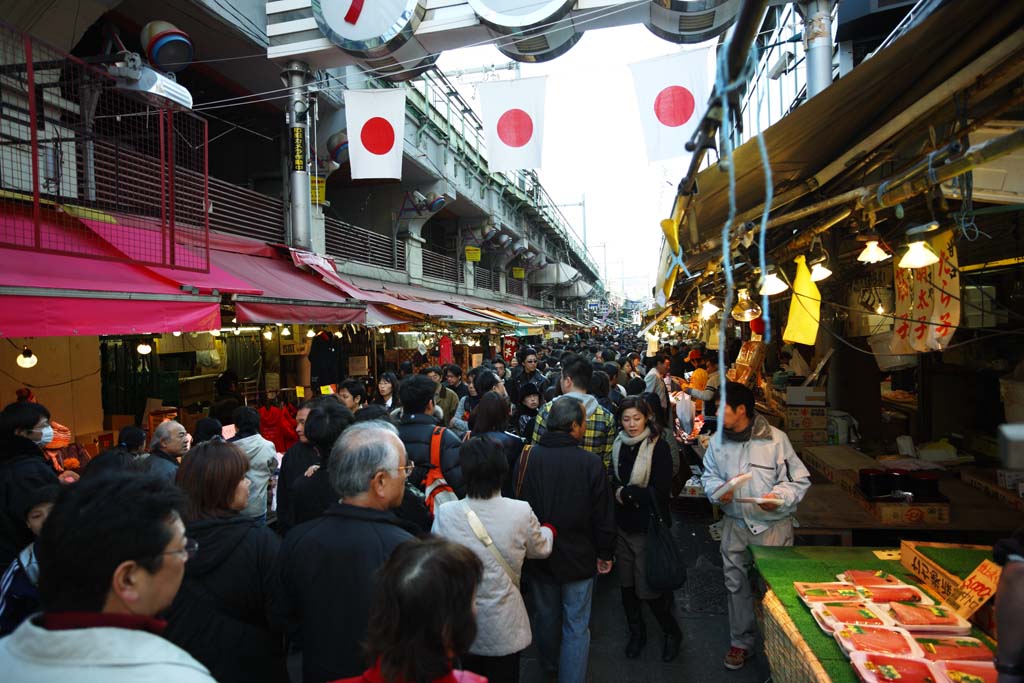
[837, 569, 905, 586]
[915, 636, 992, 662]
[811, 602, 892, 632]
[857, 584, 933, 605]
[935, 660, 997, 683]
[850, 652, 941, 683]
[888, 603, 972, 635]
[793, 582, 860, 606]
[833, 624, 922, 658]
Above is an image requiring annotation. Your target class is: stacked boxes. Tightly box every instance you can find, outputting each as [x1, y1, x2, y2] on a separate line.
[784, 385, 828, 447]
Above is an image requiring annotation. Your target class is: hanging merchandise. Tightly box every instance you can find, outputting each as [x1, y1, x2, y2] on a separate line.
[308, 329, 347, 388]
[783, 255, 820, 346]
[629, 46, 715, 163]
[438, 334, 454, 366]
[344, 89, 407, 179]
[478, 76, 547, 172]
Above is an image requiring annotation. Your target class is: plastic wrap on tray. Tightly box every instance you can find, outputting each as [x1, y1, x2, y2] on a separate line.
[935, 660, 997, 683]
[810, 601, 893, 633]
[856, 584, 933, 605]
[794, 582, 860, 606]
[887, 603, 972, 635]
[836, 570, 906, 587]
[915, 636, 992, 662]
[849, 652, 941, 683]
[832, 623, 923, 658]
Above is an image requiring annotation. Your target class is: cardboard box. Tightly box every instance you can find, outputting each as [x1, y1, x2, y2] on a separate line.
[787, 429, 829, 445]
[996, 468, 1024, 490]
[786, 386, 827, 406]
[785, 406, 828, 430]
[960, 467, 1024, 512]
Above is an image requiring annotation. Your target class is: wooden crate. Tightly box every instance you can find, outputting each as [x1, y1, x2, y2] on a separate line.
[960, 467, 1024, 512]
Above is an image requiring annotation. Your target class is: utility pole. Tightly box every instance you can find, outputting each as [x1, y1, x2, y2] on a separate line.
[555, 194, 587, 246]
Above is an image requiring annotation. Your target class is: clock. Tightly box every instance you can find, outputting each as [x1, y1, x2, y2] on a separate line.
[312, 0, 426, 58]
[468, 0, 576, 31]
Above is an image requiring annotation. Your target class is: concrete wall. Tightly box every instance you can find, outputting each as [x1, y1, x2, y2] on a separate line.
[0, 337, 103, 439]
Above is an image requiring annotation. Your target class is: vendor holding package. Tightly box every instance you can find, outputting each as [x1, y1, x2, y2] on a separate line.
[700, 382, 811, 671]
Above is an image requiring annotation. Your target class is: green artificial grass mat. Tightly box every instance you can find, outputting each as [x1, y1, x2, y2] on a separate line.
[915, 545, 991, 580]
[751, 546, 995, 683]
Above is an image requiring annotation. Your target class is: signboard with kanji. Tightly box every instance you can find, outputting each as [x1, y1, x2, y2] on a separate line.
[890, 230, 960, 354]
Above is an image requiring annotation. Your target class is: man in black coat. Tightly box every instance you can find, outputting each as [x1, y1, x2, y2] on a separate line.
[280, 421, 415, 683]
[0, 401, 59, 569]
[508, 346, 550, 406]
[395, 375, 465, 498]
[514, 396, 615, 683]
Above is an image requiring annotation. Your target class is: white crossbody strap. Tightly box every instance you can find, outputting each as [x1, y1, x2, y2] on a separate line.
[462, 501, 520, 589]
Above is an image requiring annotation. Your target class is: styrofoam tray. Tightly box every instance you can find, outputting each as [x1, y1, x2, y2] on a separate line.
[850, 651, 942, 683]
[855, 584, 934, 605]
[794, 582, 860, 607]
[915, 635, 993, 662]
[836, 570, 907, 586]
[885, 603, 973, 635]
[710, 472, 752, 501]
[734, 496, 777, 505]
[935, 660, 997, 683]
[832, 623, 923, 659]
[810, 601, 893, 633]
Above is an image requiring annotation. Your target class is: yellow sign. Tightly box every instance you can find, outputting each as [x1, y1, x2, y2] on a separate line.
[295, 386, 305, 398]
[311, 176, 326, 204]
[465, 246, 481, 262]
[291, 127, 306, 172]
[948, 559, 1001, 618]
[511, 267, 525, 279]
[320, 385, 334, 395]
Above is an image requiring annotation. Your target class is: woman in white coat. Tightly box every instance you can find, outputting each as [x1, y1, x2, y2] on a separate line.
[432, 435, 555, 683]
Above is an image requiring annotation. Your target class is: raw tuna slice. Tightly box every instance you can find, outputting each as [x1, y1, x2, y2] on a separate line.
[840, 569, 904, 586]
[851, 652, 940, 683]
[858, 585, 930, 604]
[890, 603, 960, 627]
[794, 582, 859, 603]
[936, 660, 997, 683]
[916, 636, 992, 662]
[835, 624, 920, 656]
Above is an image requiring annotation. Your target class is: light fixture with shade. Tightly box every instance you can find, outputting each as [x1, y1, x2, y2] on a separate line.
[16, 346, 37, 369]
[758, 265, 789, 296]
[281, 326, 292, 337]
[807, 237, 832, 282]
[732, 288, 763, 322]
[898, 221, 941, 269]
[209, 329, 221, 337]
[172, 331, 182, 337]
[856, 231, 891, 263]
[306, 328, 316, 338]
[136, 341, 153, 355]
[262, 328, 273, 341]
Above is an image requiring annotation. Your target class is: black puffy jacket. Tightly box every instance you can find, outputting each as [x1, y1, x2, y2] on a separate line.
[0, 437, 57, 569]
[164, 515, 286, 683]
[396, 413, 465, 498]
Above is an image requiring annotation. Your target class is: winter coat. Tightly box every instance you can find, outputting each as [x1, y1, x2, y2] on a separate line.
[333, 661, 485, 683]
[396, 413, 466, 498]
[139, 446, 179, 485]
[432, 496, 553, 656]
[259, 405, 297, 454]
[513, 406, 538, 443]
[533, 392, 616, 466]
[434, 386, 460, 427]
[0, 436, 57, 569]
[280, 503, 416, 683]
[700, 414, 812, 535]
[289, 468, 337, 528]
[0, 615, 214, 682]
[469, 431, 524, 498]
[610, 436, 672, 534]
[275, 441, 318, 536]
[164, 516, 286, 683]
[507, 367, 549, 405]
[230, 433, 278, 518]
[514, 431, 616, 585]
[0, 543, 40, 637]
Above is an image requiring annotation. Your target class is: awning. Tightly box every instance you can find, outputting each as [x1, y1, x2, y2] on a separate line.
[213, 250, 365, 325]
[341, 274, 518, 324]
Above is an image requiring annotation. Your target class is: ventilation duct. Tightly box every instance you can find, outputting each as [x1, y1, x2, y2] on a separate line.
[468, 0, 584, 63]
[646, 0, 741, 44]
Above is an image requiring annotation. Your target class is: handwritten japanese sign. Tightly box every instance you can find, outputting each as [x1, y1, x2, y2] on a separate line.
[890, 230, 960, 354]
[947, 559, 1001, 618]
[927, 230, 960, 350]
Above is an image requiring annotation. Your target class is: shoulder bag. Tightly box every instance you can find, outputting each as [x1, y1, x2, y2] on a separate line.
[461, 500, 520, 589]
[645, 488, 687, 591]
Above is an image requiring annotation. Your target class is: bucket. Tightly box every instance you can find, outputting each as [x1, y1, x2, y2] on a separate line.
[1000, 378, 1024, 423]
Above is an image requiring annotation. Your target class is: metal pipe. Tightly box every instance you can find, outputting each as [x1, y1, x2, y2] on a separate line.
[774, 207, 852, 260]
[798, 0, 834, 98]
[284, 60, 312, 251]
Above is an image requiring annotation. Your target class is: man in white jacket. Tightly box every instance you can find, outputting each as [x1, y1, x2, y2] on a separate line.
[701, 382, 810, 671]
[0, 474, 214, 682]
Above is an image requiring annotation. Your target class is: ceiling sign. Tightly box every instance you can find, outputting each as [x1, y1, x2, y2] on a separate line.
[312, 0, 425, 58]
[467, 0, 576, 31]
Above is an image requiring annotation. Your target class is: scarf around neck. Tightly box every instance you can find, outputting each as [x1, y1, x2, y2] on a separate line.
[612, 430, 658, 487]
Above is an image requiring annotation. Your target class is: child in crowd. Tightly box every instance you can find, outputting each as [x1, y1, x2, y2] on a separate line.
[0, 483, 60, 636]
[514, 383, 541, 443]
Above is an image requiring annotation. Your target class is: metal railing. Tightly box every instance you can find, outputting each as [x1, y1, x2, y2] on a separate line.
[474, 263, 497, 292]
[324, 216, 405, 271]
[507, 277, 524, 297]
[422, 247, 463, 283]
[207, 175, 285, 244]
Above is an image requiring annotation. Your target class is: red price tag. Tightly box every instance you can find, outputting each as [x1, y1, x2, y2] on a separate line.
[948, 559, 1001, 617]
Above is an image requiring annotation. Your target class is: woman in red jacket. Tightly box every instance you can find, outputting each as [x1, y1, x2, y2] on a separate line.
[332, 537, 485, 683]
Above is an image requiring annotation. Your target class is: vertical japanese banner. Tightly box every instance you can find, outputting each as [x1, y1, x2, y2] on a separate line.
[890, 266, 915, 354]
[909, 266, 935, 352]
[927, 230, 960, 350]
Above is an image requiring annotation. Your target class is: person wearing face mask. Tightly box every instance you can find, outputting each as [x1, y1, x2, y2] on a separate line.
[14, 389, 71, 474]
[0, 401, 60, 569]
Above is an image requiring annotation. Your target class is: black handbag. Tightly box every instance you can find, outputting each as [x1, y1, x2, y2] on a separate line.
[644, 488, 687, 591]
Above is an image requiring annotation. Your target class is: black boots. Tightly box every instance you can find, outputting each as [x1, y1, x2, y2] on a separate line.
[647, 594, 683, 663]
[621, 588, 646, 658]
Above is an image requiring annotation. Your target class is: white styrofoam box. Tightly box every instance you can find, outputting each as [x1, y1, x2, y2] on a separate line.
[1000, 423, 1024, 470]
[996, 469, 1024, 490]
[787, 386, 828, 406]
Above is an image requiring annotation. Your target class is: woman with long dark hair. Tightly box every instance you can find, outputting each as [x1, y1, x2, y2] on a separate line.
[166, 440, 286, 683]
[374, 372, 401, 412]
[611, 397, 681, 663]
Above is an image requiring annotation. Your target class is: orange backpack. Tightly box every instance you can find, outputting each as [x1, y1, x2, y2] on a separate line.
[424, 426, 458, 514]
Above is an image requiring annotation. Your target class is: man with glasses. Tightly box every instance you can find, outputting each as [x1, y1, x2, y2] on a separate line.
[0, 474, 215, 682]
[508, 346, 550, 405]
[280, 421, 416, 683]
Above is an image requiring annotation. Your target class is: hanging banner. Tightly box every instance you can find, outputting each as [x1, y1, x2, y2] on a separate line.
[478, 76, 547, 172]
[783, 255, 820, 346]
[465, 246, 481, 262]
[344, 89, 406, 180]
[927, 230, 960, 350]
[891, 265, 915, 354]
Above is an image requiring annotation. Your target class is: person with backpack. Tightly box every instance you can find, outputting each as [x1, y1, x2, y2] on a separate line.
[396, 375, 466, 502]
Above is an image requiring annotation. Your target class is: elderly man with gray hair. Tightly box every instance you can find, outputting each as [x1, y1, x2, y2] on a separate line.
[141, 420, 190, 483]
[279, 420, 417, 683]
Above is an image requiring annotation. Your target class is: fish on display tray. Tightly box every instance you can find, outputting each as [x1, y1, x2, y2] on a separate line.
[935, 660, 997, 683]
[887, 603, 973, 635]
[850, 652, 942, 683]
[915, 636, 993, 662]
[793, 582, 860, 606]
[832, 624, 923, 659]
[836, 570, 906, 586]
[810, 601, 893, 633]
[856, 584, 934, 605]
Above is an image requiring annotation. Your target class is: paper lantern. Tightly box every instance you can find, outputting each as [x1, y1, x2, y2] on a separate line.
[749, 316, 766, 336]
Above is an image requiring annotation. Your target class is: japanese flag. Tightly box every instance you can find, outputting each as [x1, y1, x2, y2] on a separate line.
[630, 47, 714, 162]
[479, 77, 547, 172]
[344, 89, 406, 180]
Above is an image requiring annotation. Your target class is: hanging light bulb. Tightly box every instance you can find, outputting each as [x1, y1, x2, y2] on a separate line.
[209, 329, 221, 337]
[758, 265, 789, 296]
[16, 346, 38, 369]
[136, 341, 153, 355]
[807, 237, 832, 282]
[281, 326, 292, 337]
[306, 328, 316, 338]
[232, 328, 241, 336]
[809, 262, 832, 281]
[732, 288, 763, 322]
[172, 331, 182, 337]
[333, 330, 343, 338]
[262, 328, 274, 341]
[856, 230, 891, 264]
[700, 299, 721, 321]
[875, 302, 885, 315]
[897, 221, 941, 269]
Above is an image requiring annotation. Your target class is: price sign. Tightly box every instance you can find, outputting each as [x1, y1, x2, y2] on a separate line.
[320, 385, 335, 395]
[465, 246, 481, 262]
[295, 386, 305, 398]
[947, 559, 1001, 617]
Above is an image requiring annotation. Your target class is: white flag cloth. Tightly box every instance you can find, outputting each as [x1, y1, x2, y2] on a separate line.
[478, 77, 547, 172]
[629, 47, 715, 162]
[344, 89, 406, 180]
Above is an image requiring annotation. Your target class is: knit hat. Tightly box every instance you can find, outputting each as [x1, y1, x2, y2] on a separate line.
[519, 383, 541, 401]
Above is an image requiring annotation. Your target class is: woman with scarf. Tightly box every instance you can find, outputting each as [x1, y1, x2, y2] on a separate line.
[610, 397, 681, 663]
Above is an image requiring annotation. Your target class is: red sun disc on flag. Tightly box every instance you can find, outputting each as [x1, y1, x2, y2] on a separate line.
[497, 109, 533, 148]
[654, 86, 696, 127]
[361, 117, 395, 155]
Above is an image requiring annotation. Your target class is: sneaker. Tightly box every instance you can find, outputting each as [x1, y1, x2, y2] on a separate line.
[723, 646, 751, 670]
